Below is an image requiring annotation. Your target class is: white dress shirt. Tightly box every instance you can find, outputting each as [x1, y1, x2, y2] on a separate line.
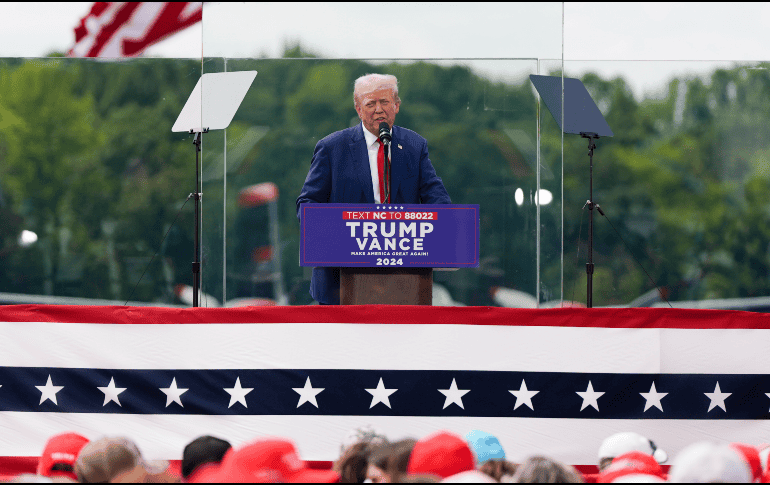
[362, 122, 391, 203]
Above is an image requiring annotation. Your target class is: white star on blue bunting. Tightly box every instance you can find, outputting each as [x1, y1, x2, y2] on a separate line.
[365, 378, 398, 409]
[224, 377, 253, 409]
[509, 379, 539, 411]
[293, 377, 324, 408]
[640, 382, 668, 412]
[160, 378, 188, 408]
[97, 377, 126, 407]
[36, 375, 64, 406]
[705, 382, 731, 412]
[576, 381, 604, 412]
[438, 378, 470, 410]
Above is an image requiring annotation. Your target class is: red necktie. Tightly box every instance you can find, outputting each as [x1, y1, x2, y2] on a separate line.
[377, 138, 387, 203]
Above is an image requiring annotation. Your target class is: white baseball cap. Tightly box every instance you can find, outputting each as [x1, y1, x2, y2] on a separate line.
[668, 442, 751, 483]
[598, 432, 668, 464]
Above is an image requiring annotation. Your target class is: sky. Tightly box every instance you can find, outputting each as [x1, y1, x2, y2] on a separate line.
[1, 2, 769, 100]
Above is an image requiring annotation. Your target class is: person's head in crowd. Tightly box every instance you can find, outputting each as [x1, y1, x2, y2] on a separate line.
[397, 475, 439, 484]
[335, 442, 375, 483]
[406, 431, 475, 480]
[188, 437, 339, 483]
[511, 456, 583, 483]
[332, 425, 389, 483]
[74, 437, 174, 483]
[37, 432, 90, 481]
[465, 430, 506, 466]
[478, 460, 518, 482]
[596, 452, 665, 483]
[441, 470, 497, 483]
[384, 439, 418, 483]
[339, 425, 389, 457]
[597, 432, 667, 472]
[181, 436, 231, 480]
[366, 442, 394, 483]
[465, 430, 515, 482]
[667, 441, 751, 483]
[729, 443, 763, 482]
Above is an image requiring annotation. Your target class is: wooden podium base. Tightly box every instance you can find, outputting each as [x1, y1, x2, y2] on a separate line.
[340, 267, 432, 305]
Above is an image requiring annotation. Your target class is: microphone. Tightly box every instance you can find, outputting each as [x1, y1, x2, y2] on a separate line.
[378, 122, 391, 203]
[378, 122, 392, 146]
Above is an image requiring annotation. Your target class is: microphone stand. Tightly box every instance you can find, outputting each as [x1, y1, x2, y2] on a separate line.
[379, 123, 392, 204]
[383, 141, 391, 203]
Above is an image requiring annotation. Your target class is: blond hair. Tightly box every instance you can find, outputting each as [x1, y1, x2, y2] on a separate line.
[353, 73, 400, 107]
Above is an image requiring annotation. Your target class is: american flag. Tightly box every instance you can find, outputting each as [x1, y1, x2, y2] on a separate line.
[0, 304, 768, 468]
[68, 2, 202, 58]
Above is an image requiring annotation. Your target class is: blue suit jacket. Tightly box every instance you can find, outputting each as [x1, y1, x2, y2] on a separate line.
[296, 124, 451, 304]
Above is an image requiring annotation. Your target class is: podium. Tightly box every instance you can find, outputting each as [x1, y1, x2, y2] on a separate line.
[340, 267, 432, 305]
[299, 203, 480, 305]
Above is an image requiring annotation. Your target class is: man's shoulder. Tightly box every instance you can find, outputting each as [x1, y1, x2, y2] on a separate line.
[317, 125, 361, 147]
[393, 125, 427, 147]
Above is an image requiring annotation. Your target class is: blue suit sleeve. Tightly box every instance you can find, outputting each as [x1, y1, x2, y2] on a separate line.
[296, 140, 332, 221]
[418, 139, 452, 204]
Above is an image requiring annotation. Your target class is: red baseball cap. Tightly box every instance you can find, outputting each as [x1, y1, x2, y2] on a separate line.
[37, 432, 90, 480]
[597, 451, 665, 483]
[188, 438, 339, 483]
[407, 431, 475, 479]
[729, 443, 762, 482]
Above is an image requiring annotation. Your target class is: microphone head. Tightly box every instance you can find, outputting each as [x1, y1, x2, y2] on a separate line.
[378, 122, 392, 144]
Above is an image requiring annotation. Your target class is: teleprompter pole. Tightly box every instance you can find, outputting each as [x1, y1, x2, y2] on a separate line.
[581, 132, 599, 308]
[190, 129, 208, 307]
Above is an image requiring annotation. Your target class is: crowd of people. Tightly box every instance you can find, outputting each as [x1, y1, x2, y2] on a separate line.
[3, 427, 769, 483]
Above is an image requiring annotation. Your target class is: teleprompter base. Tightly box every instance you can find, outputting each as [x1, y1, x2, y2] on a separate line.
[340, 267, 432, 305]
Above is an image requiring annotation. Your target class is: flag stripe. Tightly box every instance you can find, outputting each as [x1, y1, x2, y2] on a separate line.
[1, 304, 768, 329]
[0, 322, 660, 372]
[0, 367, 768, 419]
[68, 2, 202, 58]
[86, 2, 140, 57]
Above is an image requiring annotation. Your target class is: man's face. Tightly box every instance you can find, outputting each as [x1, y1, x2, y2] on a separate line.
[356, 87, 400, 137]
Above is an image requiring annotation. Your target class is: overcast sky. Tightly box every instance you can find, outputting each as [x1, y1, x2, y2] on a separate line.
[1, 2, 769, 99]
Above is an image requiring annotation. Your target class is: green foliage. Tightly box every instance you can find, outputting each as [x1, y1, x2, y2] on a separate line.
[1, 55, 769, 307]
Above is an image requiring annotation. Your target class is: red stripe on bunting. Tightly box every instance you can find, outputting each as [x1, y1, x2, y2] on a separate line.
[0, 305, 767, 329]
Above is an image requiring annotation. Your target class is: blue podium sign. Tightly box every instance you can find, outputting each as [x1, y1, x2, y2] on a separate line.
[300, 204, 479, 268]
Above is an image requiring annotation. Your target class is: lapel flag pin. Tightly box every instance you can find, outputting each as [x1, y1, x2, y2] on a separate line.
[398, 144, 403, 149]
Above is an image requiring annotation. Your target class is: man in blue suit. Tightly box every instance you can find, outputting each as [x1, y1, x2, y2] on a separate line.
[297, 73, 451, 304]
